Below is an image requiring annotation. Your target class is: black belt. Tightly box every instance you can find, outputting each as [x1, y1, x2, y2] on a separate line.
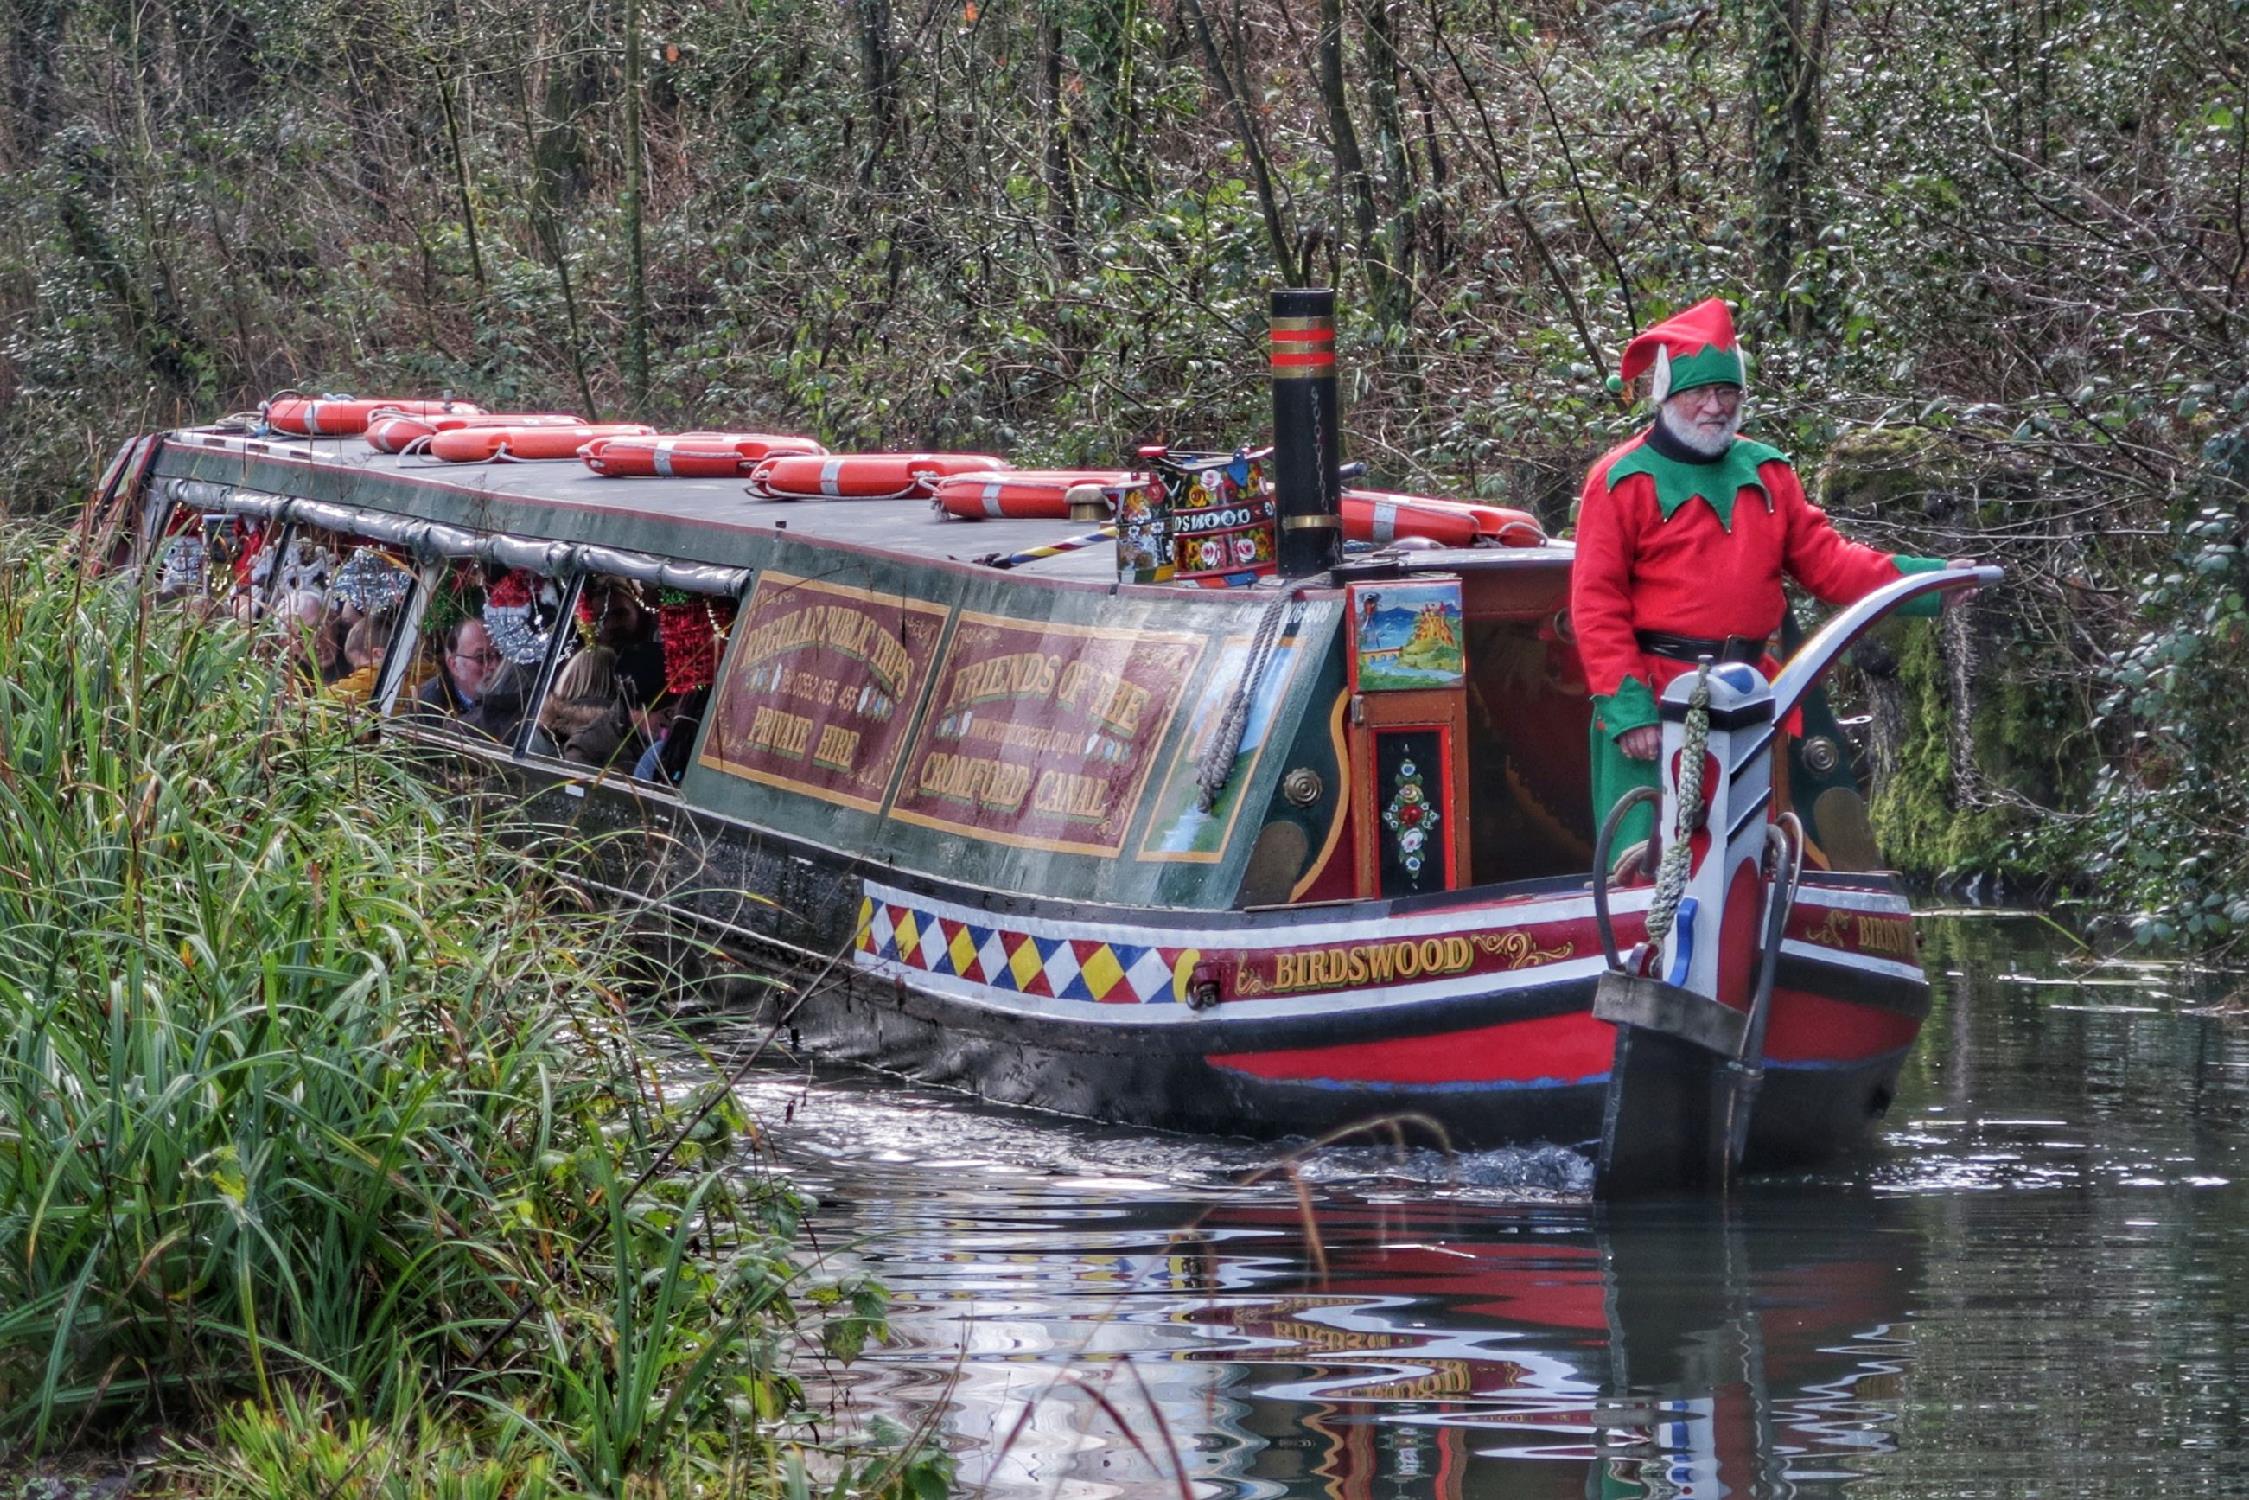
[1636, 629, 1767, 664]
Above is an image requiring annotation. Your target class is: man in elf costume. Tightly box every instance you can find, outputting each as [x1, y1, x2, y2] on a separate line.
[1571, 297, 1965, 852]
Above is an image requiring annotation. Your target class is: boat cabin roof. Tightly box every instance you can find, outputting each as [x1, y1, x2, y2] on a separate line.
[159, 428, 1160, 586]
[151, 426, 1577, 592]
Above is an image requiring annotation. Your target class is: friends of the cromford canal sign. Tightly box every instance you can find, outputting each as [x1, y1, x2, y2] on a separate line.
[105, 288, 1992, 1195]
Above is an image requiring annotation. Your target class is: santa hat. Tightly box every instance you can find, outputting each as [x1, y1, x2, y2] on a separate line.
[1613, 298, 1748, 403]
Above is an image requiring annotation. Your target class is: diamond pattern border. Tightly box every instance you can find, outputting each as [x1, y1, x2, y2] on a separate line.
[857, 892, 1184, 1005]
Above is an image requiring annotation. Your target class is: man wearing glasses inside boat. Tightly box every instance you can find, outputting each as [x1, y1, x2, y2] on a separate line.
[1570, 297, 1976, 859]
[407, 618, 528, 744]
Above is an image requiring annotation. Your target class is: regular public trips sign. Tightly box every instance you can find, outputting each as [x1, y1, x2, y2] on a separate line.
[699, 572, 949, 811]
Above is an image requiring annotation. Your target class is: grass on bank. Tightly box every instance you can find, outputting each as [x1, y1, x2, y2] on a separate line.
[0, 531, 946, 1498]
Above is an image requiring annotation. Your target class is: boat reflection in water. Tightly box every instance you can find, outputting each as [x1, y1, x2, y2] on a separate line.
[847, 1180, 1915, 1498]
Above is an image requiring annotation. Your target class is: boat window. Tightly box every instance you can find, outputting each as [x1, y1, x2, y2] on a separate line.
[148, 503, 428, 711]
[396, 562, 571, 752]
[312, 541, 422, 711]
[150, 503, 282, 618]
[524, 575, 734, 788]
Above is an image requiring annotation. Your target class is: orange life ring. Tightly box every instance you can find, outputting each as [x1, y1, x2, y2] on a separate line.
[364, 412, 584, 454]
[1345, 487, 1544, 547]
[264, 396, 481, 436]
[746, 452, 1010, 501]
[426, 423, 656, 463]
[931, 469, 1145, 520]
[1341, 491, 1483, 548]
[582, 432, 827, 479]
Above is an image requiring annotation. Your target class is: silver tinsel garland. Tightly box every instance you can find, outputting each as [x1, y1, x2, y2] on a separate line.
[329, 547, 414, 613]
[483, 575, 565, 664]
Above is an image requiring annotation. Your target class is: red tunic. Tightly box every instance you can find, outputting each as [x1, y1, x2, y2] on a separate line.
[1571, 431, 1928, 736]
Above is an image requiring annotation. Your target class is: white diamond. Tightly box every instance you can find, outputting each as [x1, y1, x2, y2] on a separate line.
[1124, 949, 1174, 1004]
[917, 914, 949, 970]
[977, 930, 1011, 986]
[1041, 940, 1081, 996]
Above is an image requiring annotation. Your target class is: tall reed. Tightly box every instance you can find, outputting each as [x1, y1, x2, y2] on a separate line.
[0, 531, 937, 1496]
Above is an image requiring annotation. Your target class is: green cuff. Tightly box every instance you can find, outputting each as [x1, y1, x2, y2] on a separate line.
[1594, 674, 1659, 738]
[1893, 555, 1947, 617]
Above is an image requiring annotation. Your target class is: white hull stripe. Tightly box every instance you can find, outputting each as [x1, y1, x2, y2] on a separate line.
[1777, 939, 1924, 984]
[856, 946, 1610, 1022]
[855, 878, 1919, 1015]
[859, 877, 1655, 955]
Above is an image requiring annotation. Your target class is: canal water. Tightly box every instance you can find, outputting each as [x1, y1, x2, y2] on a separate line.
[719, 916, 2249, 1497]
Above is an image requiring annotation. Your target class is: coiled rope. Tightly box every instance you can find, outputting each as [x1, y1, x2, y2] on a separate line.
[1642, 662, 1713, 951]
[1196, 590, 1295, 812]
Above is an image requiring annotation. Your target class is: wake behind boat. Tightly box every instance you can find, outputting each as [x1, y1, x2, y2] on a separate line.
[98, 289, 1985, 1194]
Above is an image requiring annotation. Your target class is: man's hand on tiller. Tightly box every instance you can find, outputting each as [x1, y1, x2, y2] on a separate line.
[1618, 725, 1662, 761]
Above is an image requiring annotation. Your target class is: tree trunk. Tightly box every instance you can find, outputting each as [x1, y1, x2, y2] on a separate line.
[1041, 5, 1079, 274]
[434, 67, 487, 289]
[854, 0, 897, 187]
[1181, 0, 1301, 284]
[623, 0, 649, 409]
[1356, 0, 1416, 331]
[1748, 0, 1828, 335]
[516, 67, 599, 420]
[1317, 0, 1383, 313]
[532, 0, 605, 212]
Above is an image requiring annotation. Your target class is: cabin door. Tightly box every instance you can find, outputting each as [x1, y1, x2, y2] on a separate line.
[1345, 577, 1470, 898]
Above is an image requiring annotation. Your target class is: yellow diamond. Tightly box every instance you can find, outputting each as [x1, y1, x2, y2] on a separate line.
[891, 911, 919, 961]
[947, 923, 979, 976]
[1079, 945, 1126, 1000]
[855, 897, 874, 950]
[1007, 936, 1045, 991]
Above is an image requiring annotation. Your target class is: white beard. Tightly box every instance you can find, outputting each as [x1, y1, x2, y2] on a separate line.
[1657, 400, 1742, 458]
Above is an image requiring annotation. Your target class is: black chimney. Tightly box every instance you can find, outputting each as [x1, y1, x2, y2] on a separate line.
[1270, 287, 1342, 577]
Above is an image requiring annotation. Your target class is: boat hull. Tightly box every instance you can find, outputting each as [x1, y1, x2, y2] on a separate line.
[780, 958, 1912, 1167]
[522, 767, 1926, 1166]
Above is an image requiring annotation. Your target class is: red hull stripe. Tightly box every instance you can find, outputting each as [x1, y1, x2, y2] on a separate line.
[1207, 1012, 1613, 1088]
[1206, 986, 1914, 1087]
[1761, 987, 1922, 1063]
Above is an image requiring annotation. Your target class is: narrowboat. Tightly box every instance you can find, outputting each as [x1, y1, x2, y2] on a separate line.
[97, 290, 1984, 1193]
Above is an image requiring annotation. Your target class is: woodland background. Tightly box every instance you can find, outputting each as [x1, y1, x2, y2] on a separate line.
[0, 0, 2243, 941]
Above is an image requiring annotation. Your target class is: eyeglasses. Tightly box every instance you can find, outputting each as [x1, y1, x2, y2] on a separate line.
[450, 648, 506, 667]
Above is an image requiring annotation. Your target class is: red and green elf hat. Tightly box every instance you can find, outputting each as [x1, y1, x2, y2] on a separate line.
[1608, 297, 1748, 403]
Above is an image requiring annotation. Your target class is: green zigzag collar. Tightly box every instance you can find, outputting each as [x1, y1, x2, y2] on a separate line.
[1605, 434, 1788, 529]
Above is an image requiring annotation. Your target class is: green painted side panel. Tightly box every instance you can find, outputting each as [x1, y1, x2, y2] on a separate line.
[678, 532, 1343, 908]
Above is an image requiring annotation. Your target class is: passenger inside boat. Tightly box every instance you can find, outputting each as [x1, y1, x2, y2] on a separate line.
[589, 582, 668, 710]
[632, 686, 708, 787]
[528, 646, 640, 769]
[407, 617, 528, 744]
[327, 608, 401, 705]
[272, 588, 328, 686]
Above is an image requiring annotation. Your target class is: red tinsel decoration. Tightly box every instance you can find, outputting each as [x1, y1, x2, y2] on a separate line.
[232, 521, 266, 591]
[658, 596, 736, 693]
[485, 568, 533, 609]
